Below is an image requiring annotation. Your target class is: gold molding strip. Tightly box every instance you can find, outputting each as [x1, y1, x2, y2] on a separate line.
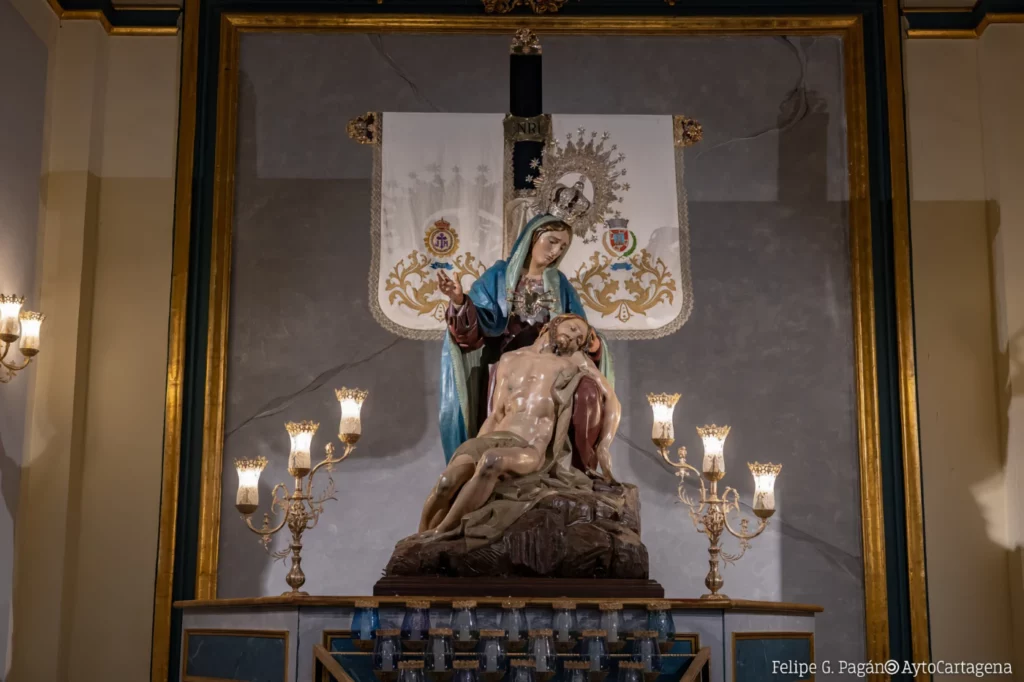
[223, 14, 861, 35]
[195, 12, 242, 601]
[150, 0, 199, 679]
[843, 18, 890, 681]
[45, 0, 179, 36]
[884, 0, 932, 677]
[904, 10, 1024, 38]
[174, 594, 824, 614]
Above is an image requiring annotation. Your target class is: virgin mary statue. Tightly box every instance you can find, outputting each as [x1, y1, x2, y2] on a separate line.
[437, 212, 615, 467]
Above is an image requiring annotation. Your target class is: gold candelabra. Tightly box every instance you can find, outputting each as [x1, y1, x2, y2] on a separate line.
[0, 295, 45, 384]
[647, 393, 781, 600]
[235, 387, 369, 596]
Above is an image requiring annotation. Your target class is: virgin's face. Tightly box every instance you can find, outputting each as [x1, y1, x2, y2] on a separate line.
[530, 228, 572, 269]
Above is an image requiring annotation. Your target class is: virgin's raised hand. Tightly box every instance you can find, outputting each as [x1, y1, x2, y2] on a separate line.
[437, 271, 465, 305]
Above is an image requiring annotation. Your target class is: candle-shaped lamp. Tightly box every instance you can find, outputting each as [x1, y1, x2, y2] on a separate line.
[286, 420, 317, 477]
[0, 295, 24, 343]
[336, 387, 368, 443]
[697, 424, 730, 481]
[235, 456, 267, 515]
[647, 393, 680, 451]
[749, 462, 781, 518]
[18, 312, 44, 356]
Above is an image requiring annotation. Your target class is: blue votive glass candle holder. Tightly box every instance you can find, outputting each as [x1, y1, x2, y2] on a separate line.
[402, 600, 432, 642]
[454, 659, 481, 682]
[599, 603, 624, 645]
[477, 629, 508, 673]
[427, 628, 454, 672]
[562, 660, 590, 682]
[399, 659, 427, 682]
[453, 600, 479, 644]
[630, 630, 662, 672]
[646, 602, 674, 643]
[502, 600, 528, 645]
[526, 629, 556, 673]
[353, 598, 380, 642]
[510, 658, 536, 682]
[580, 630, 609, 672]
[616, 661, 644, 682]
[373, 629, 402, 672]
[552, 600, 577, 646]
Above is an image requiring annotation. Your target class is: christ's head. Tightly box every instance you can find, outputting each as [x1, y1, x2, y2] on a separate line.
[544, 313, 591, 356]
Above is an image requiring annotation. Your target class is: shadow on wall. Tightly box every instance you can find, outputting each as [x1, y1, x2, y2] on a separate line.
[219, 70, 428, 597]
[966, 202, 1024, 554]
[910, 193, 1016, 665]
[0, 433, 19, 525]
[983, 200, 1024, 671]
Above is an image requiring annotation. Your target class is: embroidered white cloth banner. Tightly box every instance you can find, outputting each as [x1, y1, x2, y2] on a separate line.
[370, 112, 506, 339]
[552, 114, 691, 339]
[369, 112, 692, 340]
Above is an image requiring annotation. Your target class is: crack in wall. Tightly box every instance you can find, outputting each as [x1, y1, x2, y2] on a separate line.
[695, 36, 818, 161]
[368, 34, 442, 112]
[225, 338, 406, 440]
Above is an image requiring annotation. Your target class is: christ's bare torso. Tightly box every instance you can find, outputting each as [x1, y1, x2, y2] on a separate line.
[481, 348, 590, 452]
[418, 324, 618, 535]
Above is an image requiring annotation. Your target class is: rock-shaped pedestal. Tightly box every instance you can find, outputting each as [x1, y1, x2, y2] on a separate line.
[382, 481, 649, 579]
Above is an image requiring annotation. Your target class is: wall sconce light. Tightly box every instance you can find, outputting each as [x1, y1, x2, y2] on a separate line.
[0, 294, 45, 384]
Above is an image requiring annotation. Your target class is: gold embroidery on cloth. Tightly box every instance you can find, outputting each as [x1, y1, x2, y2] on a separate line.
[570, 250, 677, 322]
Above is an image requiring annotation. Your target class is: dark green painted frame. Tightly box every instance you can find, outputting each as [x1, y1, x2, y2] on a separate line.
[166, 2, 922, 680]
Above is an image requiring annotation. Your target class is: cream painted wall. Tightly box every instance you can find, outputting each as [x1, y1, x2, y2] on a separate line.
[4, 2, 180, 680]
[905, 28, 1024, 676]
[0, 0, 49, 675]
[976, 23, 1024, 673]
[66, 33, 179, 682]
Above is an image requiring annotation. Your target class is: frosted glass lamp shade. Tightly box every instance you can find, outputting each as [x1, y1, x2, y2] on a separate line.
[647, 393, 680, 444]
[697, 424, 730, 480]
[0, 295, 24, 343]
[235, 457, 267, 515]
[286, 420, 318, 476]
[336, 387, 369, 443]
[750, 462, 781, 518]
[18, 312, 44, 356]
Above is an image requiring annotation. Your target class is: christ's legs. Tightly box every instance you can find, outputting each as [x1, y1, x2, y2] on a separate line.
[433, 446, 543, 533]
[419, 454, 476, 533]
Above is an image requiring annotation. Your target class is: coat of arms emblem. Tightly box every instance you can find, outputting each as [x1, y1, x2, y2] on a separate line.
[424, 218, 459, 259]
[603, 217, 637, 267]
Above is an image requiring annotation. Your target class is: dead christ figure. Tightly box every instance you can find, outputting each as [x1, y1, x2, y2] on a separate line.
[419, 313, 621, 535]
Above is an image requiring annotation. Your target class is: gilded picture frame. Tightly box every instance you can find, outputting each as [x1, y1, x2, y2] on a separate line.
[154, 3, 926, 682]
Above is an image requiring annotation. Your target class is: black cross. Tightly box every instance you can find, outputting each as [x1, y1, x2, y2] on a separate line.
[510, 38, 544, 193]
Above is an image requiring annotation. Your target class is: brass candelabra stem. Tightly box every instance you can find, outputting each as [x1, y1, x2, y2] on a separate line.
[656, 442, 773, 600]
[239, 435, 358, 596]
[0, 339, 34, 384]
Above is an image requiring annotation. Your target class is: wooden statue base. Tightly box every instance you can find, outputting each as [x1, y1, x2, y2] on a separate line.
[373, 576, 665, 599]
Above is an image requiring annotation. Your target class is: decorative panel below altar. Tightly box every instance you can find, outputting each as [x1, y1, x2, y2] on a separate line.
[176, 597, 819, 682]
